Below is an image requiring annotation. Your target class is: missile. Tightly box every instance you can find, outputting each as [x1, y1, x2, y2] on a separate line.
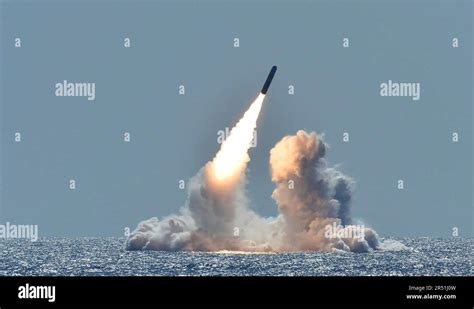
[261, 66, 277, 95]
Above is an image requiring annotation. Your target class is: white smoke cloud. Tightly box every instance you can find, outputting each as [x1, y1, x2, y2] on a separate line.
[126, 163, 276, 252]
[126, 130, 396, 253]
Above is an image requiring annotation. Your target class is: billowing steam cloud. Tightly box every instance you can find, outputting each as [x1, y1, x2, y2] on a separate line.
[126, 96, 384, 252]
[269, 130, 380, 252]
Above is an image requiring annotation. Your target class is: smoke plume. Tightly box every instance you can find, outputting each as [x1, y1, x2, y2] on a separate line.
[126, 97, 384, 252]
[268, 130, 380, 252]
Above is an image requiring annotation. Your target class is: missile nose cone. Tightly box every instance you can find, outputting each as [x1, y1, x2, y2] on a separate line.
[261, 66, 277, 94]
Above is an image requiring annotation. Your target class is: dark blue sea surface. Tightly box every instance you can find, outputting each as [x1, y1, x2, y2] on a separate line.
[0, 237, 472, 276]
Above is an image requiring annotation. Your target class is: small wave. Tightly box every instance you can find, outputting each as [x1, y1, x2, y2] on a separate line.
[379, 239, 409, 251]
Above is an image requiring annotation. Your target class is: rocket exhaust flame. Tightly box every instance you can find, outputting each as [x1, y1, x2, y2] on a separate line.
[212, 66, 276, 181]
[212, 93, 265, 181]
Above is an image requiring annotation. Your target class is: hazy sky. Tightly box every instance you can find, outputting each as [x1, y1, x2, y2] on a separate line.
[1, 0, 472, 237]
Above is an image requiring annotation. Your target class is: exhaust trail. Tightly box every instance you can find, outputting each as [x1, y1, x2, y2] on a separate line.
[211, 66, 276, 181]
[126, 68, 276, 252]
[211, 93, 265, 181]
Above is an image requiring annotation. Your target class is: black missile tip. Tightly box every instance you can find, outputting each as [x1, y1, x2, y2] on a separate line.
[261, 66, 277, 94]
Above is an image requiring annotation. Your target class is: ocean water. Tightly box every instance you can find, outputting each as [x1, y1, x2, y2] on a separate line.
[0, 237, 472, 276]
